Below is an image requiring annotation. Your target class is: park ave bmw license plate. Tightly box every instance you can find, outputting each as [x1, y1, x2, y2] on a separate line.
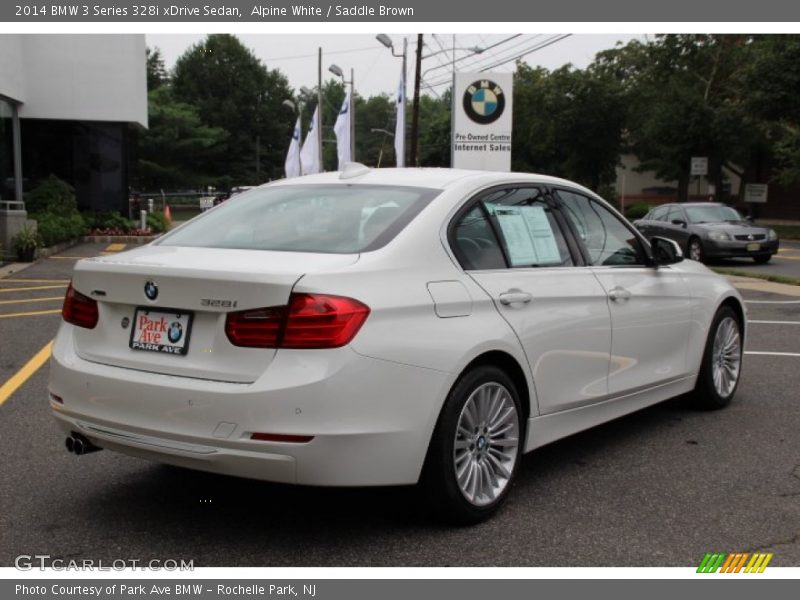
[129, 308, 193, 355]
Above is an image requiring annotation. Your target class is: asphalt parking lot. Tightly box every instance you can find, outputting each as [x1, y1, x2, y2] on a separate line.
[0, 242, 798, 567]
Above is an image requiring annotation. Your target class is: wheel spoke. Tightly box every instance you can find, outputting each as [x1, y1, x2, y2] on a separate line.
[452, 381, 520, 507]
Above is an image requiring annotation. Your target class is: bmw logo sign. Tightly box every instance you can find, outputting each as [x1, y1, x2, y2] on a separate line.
[144, 280, 158, 301]
[168, 321, 183, 344]
[463, 80, 506, 125]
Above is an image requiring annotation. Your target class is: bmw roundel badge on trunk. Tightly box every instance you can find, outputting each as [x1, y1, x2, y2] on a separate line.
[144, 280, 158, 301]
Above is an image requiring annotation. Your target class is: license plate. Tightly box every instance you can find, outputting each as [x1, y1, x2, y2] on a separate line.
[129, 308, 193, 355]
[747, 242, 761, 252]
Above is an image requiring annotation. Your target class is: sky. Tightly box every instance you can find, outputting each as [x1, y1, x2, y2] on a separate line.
[146, 33, 645, 99]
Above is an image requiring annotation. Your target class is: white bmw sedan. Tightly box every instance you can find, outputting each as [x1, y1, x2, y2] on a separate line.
[49, 166, 745, 522]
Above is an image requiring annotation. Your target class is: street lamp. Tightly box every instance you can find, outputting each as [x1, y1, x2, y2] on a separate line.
[328, 63, 355, 162]
[377, 33, 407, 167]
[370, 128, 395, 168]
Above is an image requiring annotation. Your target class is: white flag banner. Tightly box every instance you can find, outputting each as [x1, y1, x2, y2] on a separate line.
[284, 116, 302, 178]
[333, 92, 352, 170]
[395, 69, 405, 167]
[300, 106, 321, 175]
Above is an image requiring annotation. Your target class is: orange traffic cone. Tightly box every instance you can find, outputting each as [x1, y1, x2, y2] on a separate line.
[164, 204, 172, 224]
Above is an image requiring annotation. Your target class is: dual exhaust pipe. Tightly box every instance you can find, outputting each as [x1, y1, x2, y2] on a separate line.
[65, 432, 102, 456]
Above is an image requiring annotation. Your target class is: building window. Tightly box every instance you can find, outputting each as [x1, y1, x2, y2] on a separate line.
[0, 96, 19, 205]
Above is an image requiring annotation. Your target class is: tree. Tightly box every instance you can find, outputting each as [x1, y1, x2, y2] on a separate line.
[512, 63, 626, 191]
[172, 34, 294, 184]
[417, 91, 451, 167]
[596, 35, 758, 201]
[146, 46, 168, 91]
[742, 35, 800, 186]
[136, 87, 228, 190]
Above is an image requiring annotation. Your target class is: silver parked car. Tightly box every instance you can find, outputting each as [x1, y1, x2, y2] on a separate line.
[634, 202, 779, 263]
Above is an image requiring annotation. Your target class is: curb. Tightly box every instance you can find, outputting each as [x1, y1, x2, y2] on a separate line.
[725, 275, 800, 298]
[81, 234, 160, 244]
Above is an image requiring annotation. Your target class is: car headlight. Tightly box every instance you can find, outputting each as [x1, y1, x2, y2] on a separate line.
[708, 231, 731, 242]
[768, 229, 778, 241]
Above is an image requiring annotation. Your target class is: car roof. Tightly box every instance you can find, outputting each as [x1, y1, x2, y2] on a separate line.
[265, 167, 597, 195]
[678, 202, 725, 208]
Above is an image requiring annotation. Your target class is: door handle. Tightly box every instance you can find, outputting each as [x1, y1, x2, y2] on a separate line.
[499, 291, 532, 305]
[608, 286, 632, 302]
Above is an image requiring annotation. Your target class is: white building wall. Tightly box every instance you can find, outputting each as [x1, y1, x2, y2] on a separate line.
[0, 36, 26, 102]
[0, 34, 146, 127]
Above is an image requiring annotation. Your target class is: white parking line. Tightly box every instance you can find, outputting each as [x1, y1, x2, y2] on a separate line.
[748, 320, 800, 325]
[745, 351, 800, 357]
[744, 300, 800, 304]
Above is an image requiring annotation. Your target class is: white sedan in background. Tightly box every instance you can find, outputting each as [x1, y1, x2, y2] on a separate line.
[50, 165, 745, 522]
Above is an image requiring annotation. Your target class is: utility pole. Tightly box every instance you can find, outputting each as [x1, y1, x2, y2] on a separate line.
[409, 33, 423, 166]
[317, 47, 323, 171]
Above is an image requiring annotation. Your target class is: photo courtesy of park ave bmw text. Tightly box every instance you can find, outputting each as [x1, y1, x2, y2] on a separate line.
[1, 0, 800, 595]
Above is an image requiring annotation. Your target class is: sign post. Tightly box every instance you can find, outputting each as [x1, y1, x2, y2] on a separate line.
[452, 72, 513, 171]
[690, 157, 707, 199]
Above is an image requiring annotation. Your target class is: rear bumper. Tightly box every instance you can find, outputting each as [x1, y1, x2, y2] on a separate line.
[703, 239, 779, 259]
[49, 324, 451, 486]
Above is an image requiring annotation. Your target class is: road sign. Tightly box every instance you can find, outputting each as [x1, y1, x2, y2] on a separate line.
[744, 183, 768, 203]
[690, 157, 708, 176]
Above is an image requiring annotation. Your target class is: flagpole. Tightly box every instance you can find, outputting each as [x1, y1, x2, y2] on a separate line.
[350, 68, 356, 162]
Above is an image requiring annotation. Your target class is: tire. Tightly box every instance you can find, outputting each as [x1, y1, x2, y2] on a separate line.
[421, 365, 523, 524]
[688, 237, 705, 263]
[753, 255, 772, 264]
[691, 306, 743, 410]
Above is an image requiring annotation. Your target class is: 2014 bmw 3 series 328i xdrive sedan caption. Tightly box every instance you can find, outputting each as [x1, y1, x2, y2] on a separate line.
[49, 165, 745, 522]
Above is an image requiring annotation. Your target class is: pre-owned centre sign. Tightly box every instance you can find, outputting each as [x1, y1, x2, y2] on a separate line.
[452, 72, 513, 171]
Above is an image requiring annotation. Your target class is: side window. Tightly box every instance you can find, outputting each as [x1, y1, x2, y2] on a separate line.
[666, 206, 683, 223]
[558, 190, 646, 267]
[451, 205, 506, 270]
[482, 187, 574, 268]
[650, 206, 669, 221]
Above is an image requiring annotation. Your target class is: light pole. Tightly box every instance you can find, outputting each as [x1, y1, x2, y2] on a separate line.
[376, 34, 407, 166]
[370, 128, 394, 167]
[329, 63, 355, 161]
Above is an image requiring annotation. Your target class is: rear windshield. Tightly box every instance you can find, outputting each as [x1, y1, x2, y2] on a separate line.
[158, 184, 440, 254]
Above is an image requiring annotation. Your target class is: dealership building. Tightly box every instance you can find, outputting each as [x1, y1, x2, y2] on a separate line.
[0, 34, 147, 258]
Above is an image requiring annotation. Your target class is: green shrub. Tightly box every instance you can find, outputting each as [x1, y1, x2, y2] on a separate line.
[25, 175, 79, 214]
[35, 212, 86, 247]
[83, 211, 136, 232]
[146, 211, 171, 233]
[624, 203, 653, 220]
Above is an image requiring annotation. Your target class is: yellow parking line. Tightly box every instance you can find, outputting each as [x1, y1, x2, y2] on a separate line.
[0, 278, 70, 283]
[0, 309, 62, 319]
[0, 296, 64, 306]
[0, 285, 67, 293]
[104, 243, 126, 252]
[0, 341, 53, 407]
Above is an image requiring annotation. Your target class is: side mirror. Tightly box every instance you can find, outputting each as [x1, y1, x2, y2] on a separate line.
[650, 236, 684, 266]
[745, 215, 754, 223]
[671, 219, 687, 228]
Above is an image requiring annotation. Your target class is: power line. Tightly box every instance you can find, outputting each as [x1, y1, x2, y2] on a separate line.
[424, 34, 571, 89]
[262, 45, 379, 62]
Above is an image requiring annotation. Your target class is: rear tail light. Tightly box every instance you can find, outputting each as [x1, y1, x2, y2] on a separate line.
[225, 293, 370, 349]
[62, 282, 98, 329]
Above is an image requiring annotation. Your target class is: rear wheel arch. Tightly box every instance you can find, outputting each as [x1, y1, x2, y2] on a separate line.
[458, 350, 532, 422]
